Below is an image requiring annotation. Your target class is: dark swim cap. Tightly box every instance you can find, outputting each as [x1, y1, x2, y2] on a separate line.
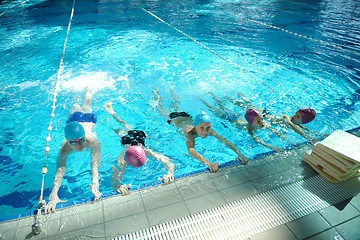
[245, 109, 261, 125]
[64, 121, 85, 141]
[298, 107, 316, 124]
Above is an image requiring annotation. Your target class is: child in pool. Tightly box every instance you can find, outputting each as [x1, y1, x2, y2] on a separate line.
[227, 94, 318, 143]
[278, 107, 317, 143]
[202, 95, 290, 153]
[154, 89, 248, 172]
[45, 88, 102, 214]
[104, 102, 175, 195]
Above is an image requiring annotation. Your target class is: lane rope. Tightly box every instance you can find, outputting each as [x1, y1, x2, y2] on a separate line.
[141, 8, 299, 106]
[0, 0, 30, 17]
[33, 0, 76, 234]
[141, 7, 336, 131]
[243, 17, 359, 56]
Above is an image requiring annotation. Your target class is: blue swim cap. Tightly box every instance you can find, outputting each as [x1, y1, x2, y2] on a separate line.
[64, 121, 85, 141]
[194, 111, 211, 128]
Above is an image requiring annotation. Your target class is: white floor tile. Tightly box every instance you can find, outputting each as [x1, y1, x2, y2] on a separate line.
[219, 182, 258, 203]
[185, 191, 226, 214]
[141, 183, 182, 211]
[147, 201, 190, 226]
[105, 212, 150, 237]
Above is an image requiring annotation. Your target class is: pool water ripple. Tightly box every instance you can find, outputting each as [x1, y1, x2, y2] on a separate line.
[0, 0, 359, 220]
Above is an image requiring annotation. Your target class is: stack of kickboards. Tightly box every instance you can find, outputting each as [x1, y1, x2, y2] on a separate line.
[304, 130, 360, 183]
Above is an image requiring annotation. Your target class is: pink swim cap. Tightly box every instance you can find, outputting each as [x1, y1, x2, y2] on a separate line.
[298, 107, 316, 124]
[245, 109, 261, 125]
[125, 145, 146, 168]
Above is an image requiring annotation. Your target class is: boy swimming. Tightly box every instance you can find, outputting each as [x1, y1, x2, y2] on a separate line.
[154, 90, 248, 172]
[45, 88, 102, 213]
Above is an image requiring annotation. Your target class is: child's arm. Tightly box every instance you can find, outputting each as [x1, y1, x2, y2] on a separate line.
[283, 115, 317, 143]
[248, 131, 284, 153]
[89, 134, 102, 200]
[145, 148, 175, 184]
[186, 133, 220, 172]
[210, 129, 249, 164]
[299, 124, 318, 136]
[300, 125, 329, 139]
[112, 155, 131, 195]
[45, 142, 71, 213]
[266, 125, 294, 145]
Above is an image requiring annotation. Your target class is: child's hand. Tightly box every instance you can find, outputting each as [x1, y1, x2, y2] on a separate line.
[236, 156, 249, 165]
[206, 162, 220, 172]
[117, 184, 131, 195]
[89, 183, 102, 200]
[45, 196, 67, 214]
[273, 147, 284, 153]
[159, 172, 174, 184]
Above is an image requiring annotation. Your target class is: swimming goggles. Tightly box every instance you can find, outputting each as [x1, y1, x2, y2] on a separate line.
[68, 136, 85, 146]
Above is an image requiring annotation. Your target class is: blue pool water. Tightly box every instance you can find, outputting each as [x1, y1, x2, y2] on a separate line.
[0, 0, 359, 220]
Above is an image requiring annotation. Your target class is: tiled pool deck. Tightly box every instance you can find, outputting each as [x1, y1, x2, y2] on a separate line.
[1, 130, 360, 239]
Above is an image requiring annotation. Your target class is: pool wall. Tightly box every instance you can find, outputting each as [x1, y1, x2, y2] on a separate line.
[0, 129, 360, 239]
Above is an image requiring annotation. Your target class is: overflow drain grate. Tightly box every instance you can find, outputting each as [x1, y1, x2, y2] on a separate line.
[113, 175, 360, 240]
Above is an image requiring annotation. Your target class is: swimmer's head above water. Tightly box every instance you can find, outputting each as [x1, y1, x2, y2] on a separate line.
[291, 107, 316, 125]
[245, 109, 264, 128]
[194, 111, 212, 138]
[125, 145, 146, 168]
[64, 121, 86, 151]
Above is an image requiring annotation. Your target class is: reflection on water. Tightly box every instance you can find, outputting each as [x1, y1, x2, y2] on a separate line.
[0, 0, 359, 220]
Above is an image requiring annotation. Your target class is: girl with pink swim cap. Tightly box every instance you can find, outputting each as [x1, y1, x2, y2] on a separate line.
[230, 94, 320, 143]
[203, 92, 320, 148]
[104, 102, 175, 195]
[281, 107, 318, 143]
[229, 95, 319, 143]
[202, 93, 291, 153]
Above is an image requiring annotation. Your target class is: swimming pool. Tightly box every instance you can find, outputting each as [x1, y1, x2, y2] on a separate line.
[0, 0, 359, 221]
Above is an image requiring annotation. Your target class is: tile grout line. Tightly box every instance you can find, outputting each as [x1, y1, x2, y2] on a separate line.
[140, 186, 154, 231]
[302, 214, 360, 240]
[111, 175, 360, 240]
[350, 200, 360, 212]
[176, 179, 193, 217]
[101, 198, 107, 240]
